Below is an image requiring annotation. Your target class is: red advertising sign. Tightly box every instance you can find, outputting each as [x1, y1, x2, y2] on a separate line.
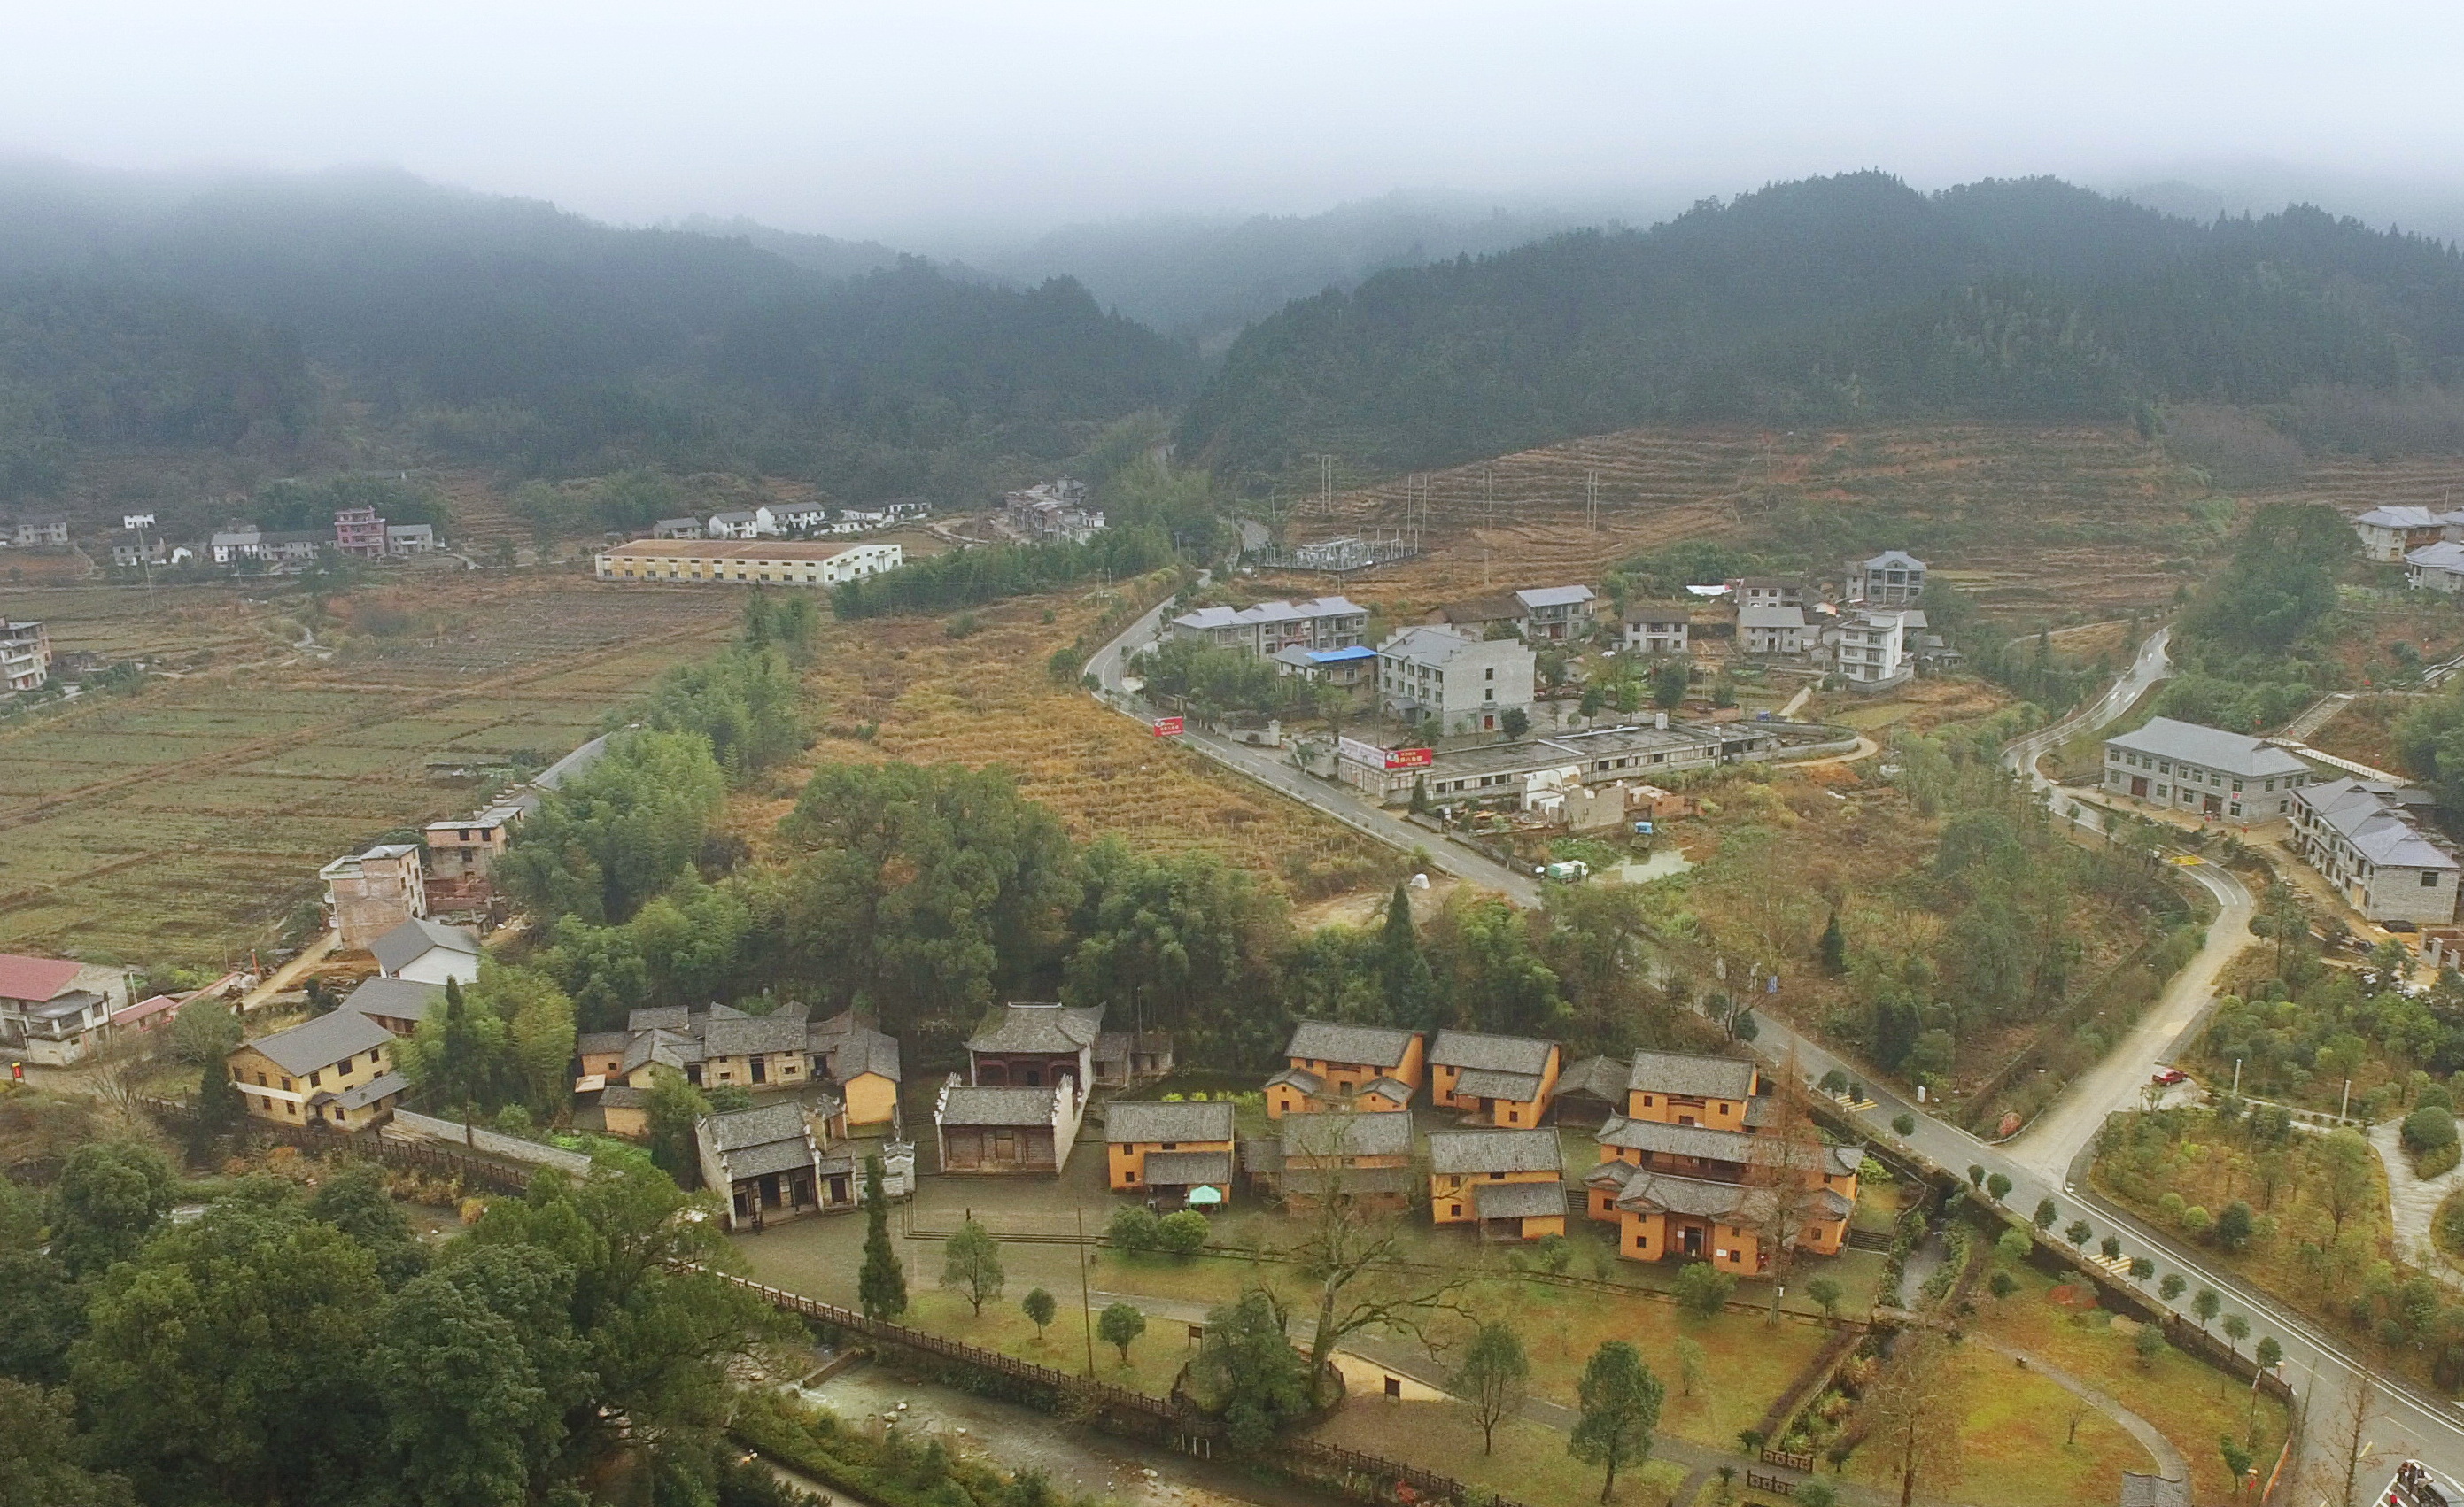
[1152, 716, 1184, 737]
[1383, 746, 1435, 770]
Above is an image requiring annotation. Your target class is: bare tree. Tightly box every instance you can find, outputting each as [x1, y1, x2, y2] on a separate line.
[1750, 1043, 1825, 1326]
[2308, 1366, 2381, 1507]
[1285, 1117, 1476, 1395]
[1861, 1323, 1965, 1507]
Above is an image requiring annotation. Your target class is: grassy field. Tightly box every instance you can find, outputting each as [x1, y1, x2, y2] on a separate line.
[1837, 1336, 2154, 1507]
[1970, 1260, 2290, 1507]
[0, 574, 741, 964]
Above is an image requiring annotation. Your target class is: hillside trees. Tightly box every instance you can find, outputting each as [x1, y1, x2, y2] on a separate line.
[781, 761, 1080, 1027]
[1181, 172, 2464, 480]
[1062, 837, 1290, 1063]
[495, 730, 728, 925]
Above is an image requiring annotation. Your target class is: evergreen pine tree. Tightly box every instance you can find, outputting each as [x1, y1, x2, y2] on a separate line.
[1378, 882, 1437, 1028]
[1817, 912, 1845, 974]
[190, 1057, 245, 1163]
[858, 1155, 908, 1320]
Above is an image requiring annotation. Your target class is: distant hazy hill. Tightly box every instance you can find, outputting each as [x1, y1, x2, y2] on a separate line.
[1179, 172, 2464, 479]
[972, 191, 1642, 355]
[0, 163, 1197, 502]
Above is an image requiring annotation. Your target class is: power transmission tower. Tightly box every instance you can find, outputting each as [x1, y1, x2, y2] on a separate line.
[1483, 466, 1493, 529]
[1320, 454, 1334, 518]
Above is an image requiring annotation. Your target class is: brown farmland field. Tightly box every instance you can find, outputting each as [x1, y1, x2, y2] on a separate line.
[751, 576, 1398, 902]
[0, 574, 741, 966]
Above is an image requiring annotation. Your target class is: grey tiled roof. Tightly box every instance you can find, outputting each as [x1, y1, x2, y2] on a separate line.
[338, 978, 442, 1025]
[721, 1137, 819, 1180]
[706, 1102, 810, 1153]
[370, 917, 480, 975]
[1267, 1066, 1325, 1095]
[1141, 1150, 1234, 1186]
[1596, 1115, 1862, 1176]
[244, 1010, 395, 1076]
[811, 1011, 902, 1081]
[1554, 1055, 1631, 1102]
[1625, 1050, 1756, 1101]
[967, 1002, 1103, 1055]
[1105, 1100, 1236, 1145]
[702, 1005, 810, 1058]
[599, 1085, 649, 1109]
[1281, 1164, 1416, 1199]
[1430, 1029, 1555, 1075]
[629, 1005, 691, 1032]
[1360, 1077, 1416, 1105]
[1428, 1128, 1561, 1176]
[1284, 1021, 1418, 1069]
[1452, 1068, 1546, 1102]
[577, 1030, 631, 1056]
[939, 1086, 1061, 1127]
[332, 1070, 408, 1111]
[1472, 1179, 1567, 1219]
[622, 1029, 701, 1075]
[1280, 1110, 1413, 1161]
[2104, 716, 2311, 780]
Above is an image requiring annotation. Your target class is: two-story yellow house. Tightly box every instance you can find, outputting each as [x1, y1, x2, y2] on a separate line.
[1104, 1100, 1236, 1205]
[1427, 1029, 1562, 1126]
[1428, 1127, 1566, 1240]
[1266, 1021, 1425, 1118]
[1582, 1049, 1857, 1274]
[228, 1010, 406, 1131]
[1274, 1106, 1415, 1210]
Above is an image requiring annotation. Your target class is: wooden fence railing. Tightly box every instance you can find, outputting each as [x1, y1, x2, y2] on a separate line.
[138, 1097, 537, 1194]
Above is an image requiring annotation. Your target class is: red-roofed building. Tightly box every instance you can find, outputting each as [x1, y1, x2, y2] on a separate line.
[0, 952, 133, 1065]
[112, 993, 189, 1034]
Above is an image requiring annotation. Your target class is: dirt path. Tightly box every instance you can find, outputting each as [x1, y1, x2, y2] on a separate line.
[241, 931, 338, 1013]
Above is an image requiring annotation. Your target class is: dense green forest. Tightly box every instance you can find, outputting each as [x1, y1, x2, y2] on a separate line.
[1179, 172, 2464, 479]
[0, 166, 1197, 503]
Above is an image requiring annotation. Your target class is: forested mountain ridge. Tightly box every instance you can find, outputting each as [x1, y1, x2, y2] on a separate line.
[0, 165, 1200, 502]
[1178, 172, 2464, 480]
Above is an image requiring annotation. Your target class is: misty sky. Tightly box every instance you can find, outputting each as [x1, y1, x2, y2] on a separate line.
[8, 2, 2462, 240]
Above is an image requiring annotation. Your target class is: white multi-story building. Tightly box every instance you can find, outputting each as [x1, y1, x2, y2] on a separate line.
[2354, 506, 2459, 563]
[1515, 585, 1597, 642]
[1168, 596, 1368, 658]
[1836, 608, 1913, 688]
[1738, 604, 1809, 657]
[1375, 627, 1535, 736]
[1622, 607, 1690, 656]
[2101, 716, 2314, 820]
[1850, 551, 1927, 604]
[2291, 778, 2462, 925]
[2, 620, 50, 692]
[2406, 541, 2464, 593]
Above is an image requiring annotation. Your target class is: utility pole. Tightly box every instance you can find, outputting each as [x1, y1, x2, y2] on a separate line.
[1483, 465, 1493, 529]
[1586, 468, 1600, 531]
[1077, 1206, 1096, 1377]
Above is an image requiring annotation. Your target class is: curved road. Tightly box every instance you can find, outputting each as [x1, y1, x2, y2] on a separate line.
[1090, 609, 2464, 1478]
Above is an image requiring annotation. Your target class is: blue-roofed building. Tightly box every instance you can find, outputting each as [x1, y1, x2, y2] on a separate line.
[1270, 642, 1378, 686]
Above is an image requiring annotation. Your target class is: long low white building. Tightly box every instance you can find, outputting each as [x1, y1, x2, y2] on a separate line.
[594, 538, 903, 586]
[2101, 716, 2314, 821]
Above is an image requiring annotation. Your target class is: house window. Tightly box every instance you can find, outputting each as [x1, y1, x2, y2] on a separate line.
[2426, 871, 2444, 887]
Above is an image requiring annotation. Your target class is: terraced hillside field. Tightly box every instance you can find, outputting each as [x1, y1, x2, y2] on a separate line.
[1274, 421, 2464, 624]
[746, 577, 1399, 905]
[0, 575, 741, 966]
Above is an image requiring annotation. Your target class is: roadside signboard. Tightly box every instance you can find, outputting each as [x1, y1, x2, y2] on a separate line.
[1338, 737, 1435, 770]
[1152, 716, 1184, 737]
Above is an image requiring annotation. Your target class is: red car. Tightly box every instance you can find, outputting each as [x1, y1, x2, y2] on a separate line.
[2151, 1068, 2189, 1086]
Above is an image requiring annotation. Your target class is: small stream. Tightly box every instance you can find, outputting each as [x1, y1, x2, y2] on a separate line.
[797, 1361, 1319, 1507]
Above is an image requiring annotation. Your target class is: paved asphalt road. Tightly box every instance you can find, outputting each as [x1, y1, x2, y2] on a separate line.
[1089, 608, 2464, 1482]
